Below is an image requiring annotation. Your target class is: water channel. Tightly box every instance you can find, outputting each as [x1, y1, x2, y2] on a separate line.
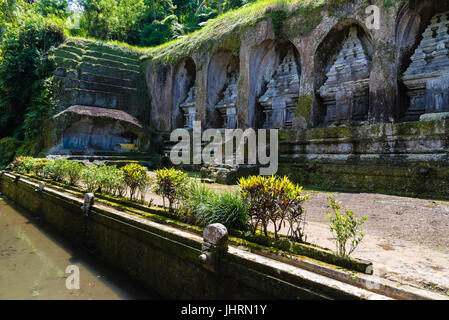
[0, 194, 158, 300]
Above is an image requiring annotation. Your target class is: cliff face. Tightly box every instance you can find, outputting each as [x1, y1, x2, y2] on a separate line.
[139, 0, 449, 197]
[52, 38, 150, 123]
[142, 0, 449, 132]
[47, 38, 156, 154]
[45, 0, 449, 197]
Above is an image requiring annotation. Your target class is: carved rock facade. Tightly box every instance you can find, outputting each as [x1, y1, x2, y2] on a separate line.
[215, 72, 239, 129]
[180, 86, 197, 129]
[319, 27, 371, 126]
[403, 11, 449, 121]
[258, 50, 300, 129]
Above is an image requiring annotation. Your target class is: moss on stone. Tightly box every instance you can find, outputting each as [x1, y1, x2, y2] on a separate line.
[295, 94, 313, 122]
[285, 1, 325, 38]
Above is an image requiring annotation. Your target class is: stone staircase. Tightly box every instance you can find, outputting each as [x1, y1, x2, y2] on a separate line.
[51, 38, 149, 121]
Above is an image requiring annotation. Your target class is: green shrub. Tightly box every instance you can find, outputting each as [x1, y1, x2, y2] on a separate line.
[42, 158, 68, 182]
[13, 156, 37, 174]
[154, 168, 189, 212]
[210, 191, 249, 230]
[239, 175, 308, 240]
[0, 9, 65, 140]
[183, 181, 249, 230]
[0, 138, 23, 170]
[137, 173, 153, 203]
[64, 160, 84, 185]
[80, 164, 103, 193]
[99, 165, 127, 197]
[326, 194, 367, 257]
[121, 163, 149, 201]
[32, 158, 53, 177]
[183, 181, 219, 221]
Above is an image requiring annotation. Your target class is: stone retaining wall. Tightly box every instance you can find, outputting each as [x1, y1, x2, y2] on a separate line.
[0, 172, 393, 300]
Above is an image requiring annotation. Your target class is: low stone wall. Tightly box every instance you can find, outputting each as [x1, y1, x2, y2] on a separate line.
[278, 120, 449, 199]
[0, 172, 391, 300]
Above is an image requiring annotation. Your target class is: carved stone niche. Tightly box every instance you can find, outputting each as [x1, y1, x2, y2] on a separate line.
[319, 26, 371, 126]
[215, 72, 239, 129]
[179, 86, 197, 129]
[258, 49, 300, 129]
[403, 11, 449, 121]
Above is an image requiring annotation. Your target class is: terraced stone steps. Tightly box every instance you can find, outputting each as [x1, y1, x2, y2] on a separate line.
[65, 88, 129, 109]
[55, 44, 85, 56]
[80, 72, 136, 88]
[79, 62, 139, 81]
[54, 50, 81, 61]
[52, 38, 148, 113]
[54, 58, 79, 70]
[83, 56, 141, 72]
[84, 50, 141, 66]
[77, 79, 137, 93]
[84, 43, 142, 59]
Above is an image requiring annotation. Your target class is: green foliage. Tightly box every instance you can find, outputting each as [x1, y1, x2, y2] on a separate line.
[42, 158, 68, 182]
[183, 180, 249, 230]
[121, 163, 149, 200]
[0, 2, 66, 163]
[382, 0, 404, 9]
[295, 94, 313, 122]
[139, 15, 183, 47]
[32, 158, 53, 177]
[0, 16, 65, 136]
[13, 156, 37, 174]
[239, 175, 309, 240]
[266, 0, 289, 37]
[145, 0, 324, 65]
[326, 194, 367, 257]
[208, 190, 249, 230]
[21, 73, 59, 141]
[154, 168, 189, 212]
[7, 156, 151, 202]
[64, 160, 84, 185]
[36, 0, 69, 18]
[0, 137, 23, 169]
[79, 164, 129, 197]
[80, 164, 106, 193]
[79, 0, 146, 42]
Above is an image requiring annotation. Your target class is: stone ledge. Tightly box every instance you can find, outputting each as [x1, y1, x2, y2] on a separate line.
[0, 172, 396, 299]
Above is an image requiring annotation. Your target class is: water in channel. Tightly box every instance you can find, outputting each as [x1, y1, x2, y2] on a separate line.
[0, 194, 158, 300]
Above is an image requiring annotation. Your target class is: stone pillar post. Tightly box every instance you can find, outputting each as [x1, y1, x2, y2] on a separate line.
[81, 193, 94, 216]
[199, 223, 228, 272]
[368, 2, 398, 123]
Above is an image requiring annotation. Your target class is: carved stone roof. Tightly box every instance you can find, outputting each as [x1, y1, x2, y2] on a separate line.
[404, 11, 449, 81]
[216, 72, 239, 110]
[180, 86, 196, 109]
[54, 105, 142, 128]
[320, 26, 370, 90]
[258, 49, 300, 107]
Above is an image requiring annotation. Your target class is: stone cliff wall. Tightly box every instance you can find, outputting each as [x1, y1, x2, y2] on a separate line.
[46, 0, 449, 197]
[143, 0, 449, 131]
[47, 38, 157, 154]
[140, 0, 449, 198]
[53, 38, 150, 121]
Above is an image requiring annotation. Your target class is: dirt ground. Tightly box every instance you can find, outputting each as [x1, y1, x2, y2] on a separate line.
[301, 191, 449, 295]
[144, 177, 449, 296]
